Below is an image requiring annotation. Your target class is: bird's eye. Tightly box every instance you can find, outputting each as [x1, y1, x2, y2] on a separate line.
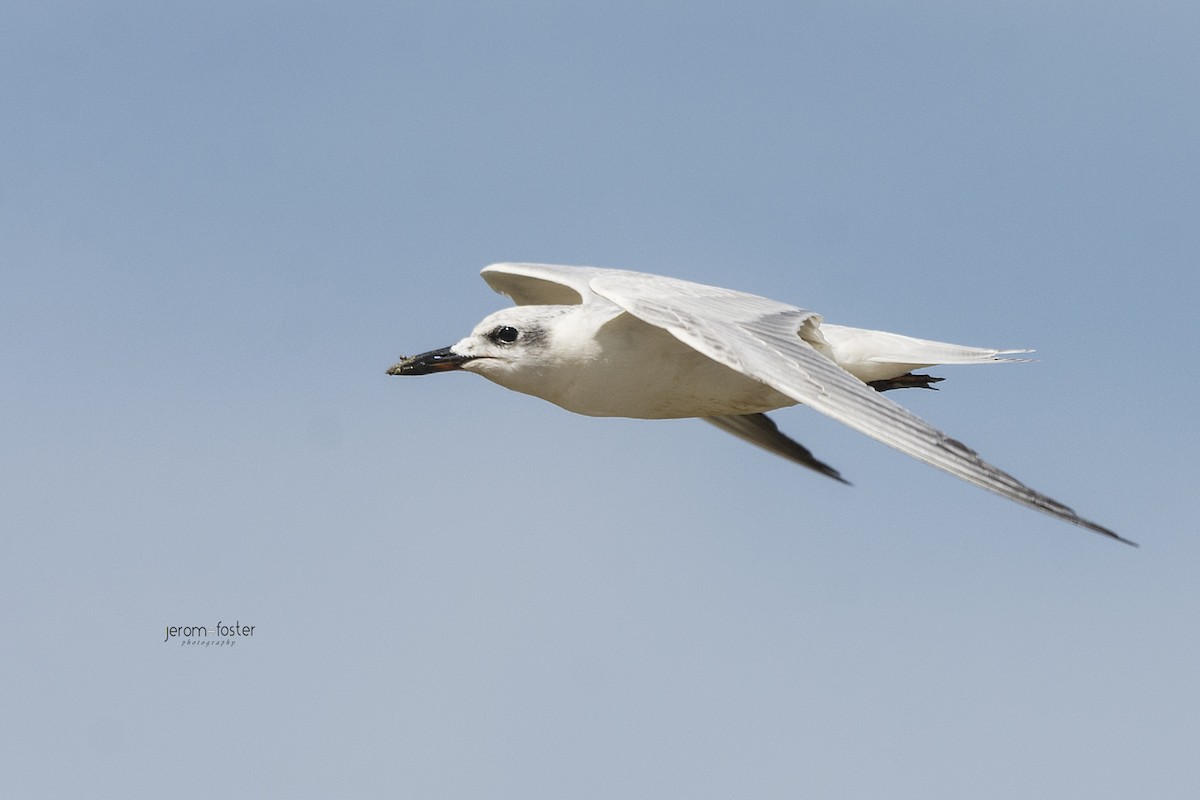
[490, 325, 520, 344]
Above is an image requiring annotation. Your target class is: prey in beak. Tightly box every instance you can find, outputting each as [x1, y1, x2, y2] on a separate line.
[387, 347, 473, 376]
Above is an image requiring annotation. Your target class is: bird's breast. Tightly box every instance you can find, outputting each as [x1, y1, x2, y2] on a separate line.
[535, 316, 796, 419]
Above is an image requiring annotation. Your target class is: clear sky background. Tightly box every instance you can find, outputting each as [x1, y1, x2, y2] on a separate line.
[3, 2, 1198, 797]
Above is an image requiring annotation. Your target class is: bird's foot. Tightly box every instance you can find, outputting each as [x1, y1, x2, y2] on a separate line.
[868, 373, 945, 392]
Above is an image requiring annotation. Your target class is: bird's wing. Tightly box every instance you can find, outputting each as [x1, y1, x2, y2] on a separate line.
[589, 270, 1133, 545]
[481, 262, 637, 306]
[704, 413, 847, 484]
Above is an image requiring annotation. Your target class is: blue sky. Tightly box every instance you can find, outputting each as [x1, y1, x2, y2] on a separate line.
[2, 2, 1197, 797]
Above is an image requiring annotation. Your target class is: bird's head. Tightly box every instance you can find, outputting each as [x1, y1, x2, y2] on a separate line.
[388, 305, 588, 396]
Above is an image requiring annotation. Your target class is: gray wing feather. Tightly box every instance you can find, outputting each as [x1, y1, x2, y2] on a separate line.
[705, 414, 848, 484]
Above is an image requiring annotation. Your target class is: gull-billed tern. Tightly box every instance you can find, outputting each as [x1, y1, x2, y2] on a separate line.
[389, 263, 1132, 546]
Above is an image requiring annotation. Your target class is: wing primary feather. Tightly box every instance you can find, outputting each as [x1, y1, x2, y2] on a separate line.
[705, 414, 849, 484]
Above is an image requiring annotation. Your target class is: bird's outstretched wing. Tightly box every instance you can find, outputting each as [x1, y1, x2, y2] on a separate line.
[587, 269, 1133, 545]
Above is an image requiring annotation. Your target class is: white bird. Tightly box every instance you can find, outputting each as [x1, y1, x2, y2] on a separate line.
[389, 263, 1132, 546]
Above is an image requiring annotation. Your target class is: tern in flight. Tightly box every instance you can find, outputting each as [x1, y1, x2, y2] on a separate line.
[389, 263, 1132, 546]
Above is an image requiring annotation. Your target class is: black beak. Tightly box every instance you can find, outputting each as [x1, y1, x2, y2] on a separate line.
[387, 347, 473, 376]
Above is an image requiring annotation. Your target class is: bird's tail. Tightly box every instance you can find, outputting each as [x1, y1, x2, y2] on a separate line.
[817, 323, 1033, 383]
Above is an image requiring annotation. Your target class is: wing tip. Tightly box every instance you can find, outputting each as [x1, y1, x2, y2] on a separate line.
[1096, 527, 1139, 547]
[1071, 515, 1137, 547]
